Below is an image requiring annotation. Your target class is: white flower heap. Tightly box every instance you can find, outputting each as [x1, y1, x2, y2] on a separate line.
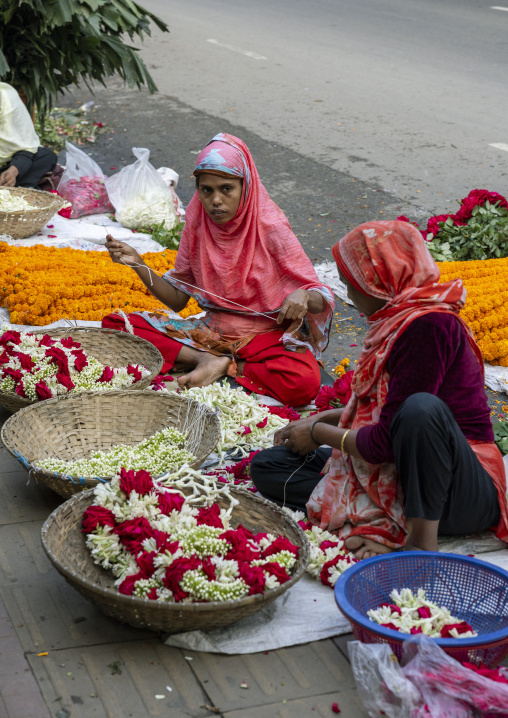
[182, 380, 288, 463]
[83, 466, 300, 603]
[283, 508, 357, 587]
[0, 190, 37, 212]
[368, 588, 477, 638]
[37, 427, 195, 478]
[0, 327, 150, 401]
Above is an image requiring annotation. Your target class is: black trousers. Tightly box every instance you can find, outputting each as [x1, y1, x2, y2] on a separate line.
[250, 393, 501, 535]
[0, 147, 57, 188]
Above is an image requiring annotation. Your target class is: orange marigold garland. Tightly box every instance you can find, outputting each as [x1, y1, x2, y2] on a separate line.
[0, 244, 201, 326]
[438, 257, 508, 367]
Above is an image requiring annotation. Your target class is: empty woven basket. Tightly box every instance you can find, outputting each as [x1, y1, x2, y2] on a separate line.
[41, 488, 309, 633]
[1, 390, 220, 498]
[0, 327, 163, 413]
[0, 187, 66, 239]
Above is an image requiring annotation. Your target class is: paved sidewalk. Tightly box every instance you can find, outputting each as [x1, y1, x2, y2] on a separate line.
[0, 405, 367, 718]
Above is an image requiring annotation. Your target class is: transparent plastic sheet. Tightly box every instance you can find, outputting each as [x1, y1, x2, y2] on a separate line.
[105, 148, 177, 231]
[349, 636, 508, 717]
[59, 142, 114, 218]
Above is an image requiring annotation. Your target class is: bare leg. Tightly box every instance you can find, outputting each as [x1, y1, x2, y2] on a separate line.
[345, 535, 394, 560]
[175, 345, 232, 389]
[404, 518, 439, 552]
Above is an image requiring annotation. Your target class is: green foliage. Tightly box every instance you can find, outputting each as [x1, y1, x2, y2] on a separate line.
[148, 220, 185, 250]
[427, 203, 508, 263]
[0, 0, 168, 122]
[34, 106, 107, 150]
[493, 420, 508, 456]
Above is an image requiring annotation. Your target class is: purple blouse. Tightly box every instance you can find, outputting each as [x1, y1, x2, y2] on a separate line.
[355, 313, 493, 465]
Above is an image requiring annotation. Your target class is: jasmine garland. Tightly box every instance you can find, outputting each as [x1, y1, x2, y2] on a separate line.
[83, 467, 300, 603]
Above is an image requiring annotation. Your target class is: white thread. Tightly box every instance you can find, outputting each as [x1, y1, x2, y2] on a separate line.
[282, 451, 317, 508]
[114, 309, 135, 335]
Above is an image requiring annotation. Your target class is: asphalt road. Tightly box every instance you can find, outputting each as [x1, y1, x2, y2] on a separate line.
[138, 0, 508, 218]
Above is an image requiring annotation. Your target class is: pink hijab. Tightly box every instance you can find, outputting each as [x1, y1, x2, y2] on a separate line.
[165, 133, 331, 324]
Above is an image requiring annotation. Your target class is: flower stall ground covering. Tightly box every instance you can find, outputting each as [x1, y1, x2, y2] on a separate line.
[35, 107, 108, 151]
[0, 244, 201, 325]
[0, 328, 150, 401]
[83, 468, 299, 603]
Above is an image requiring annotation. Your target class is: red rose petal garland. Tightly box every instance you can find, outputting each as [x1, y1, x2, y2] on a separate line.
[83, 468, 299, 603]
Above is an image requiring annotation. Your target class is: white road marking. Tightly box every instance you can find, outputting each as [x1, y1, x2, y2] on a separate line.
[491, 6, 508, 11]
[489, 143, 508, 151]
[207, 39, 267, 60]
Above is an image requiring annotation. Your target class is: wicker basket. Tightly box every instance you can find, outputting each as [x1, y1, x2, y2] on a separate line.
[0, 187, 66, 239]
[0, 327, 163, 413]
[1, 390, 220, 498]
[41, 487, 309, 633]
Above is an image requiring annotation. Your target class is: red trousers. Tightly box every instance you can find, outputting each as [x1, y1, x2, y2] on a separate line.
[102, 314, 321, 406]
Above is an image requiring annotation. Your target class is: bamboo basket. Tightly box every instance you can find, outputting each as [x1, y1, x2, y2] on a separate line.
[1, 390, 220, 498]
[0, 327, 163, 413]
[41, 488, 309, 633]
[0, 187, 66, 239]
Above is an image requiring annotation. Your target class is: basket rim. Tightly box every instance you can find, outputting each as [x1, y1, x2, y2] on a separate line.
[41, 488, 310, 613]
[334, 550, 508, 648]
[1, 389, 220, 482]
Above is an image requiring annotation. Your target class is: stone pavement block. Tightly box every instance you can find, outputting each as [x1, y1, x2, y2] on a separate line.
[223, 690, 368, 717]
[0, 469, 60, 526]
[0, 519, 56, 584]
[27, 641, 212, 718]
[1, 577, 155, 653]
[188, 640, 355, 713]
[332, 633, 354, 662]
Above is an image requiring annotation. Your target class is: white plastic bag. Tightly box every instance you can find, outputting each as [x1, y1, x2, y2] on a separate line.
[59, 142, 114, 218]
[156, 167, 185, 219]
[105, 148, 177, 231]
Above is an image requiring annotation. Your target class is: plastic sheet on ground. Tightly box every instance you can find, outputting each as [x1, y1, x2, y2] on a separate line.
[0, 212, 163, 254]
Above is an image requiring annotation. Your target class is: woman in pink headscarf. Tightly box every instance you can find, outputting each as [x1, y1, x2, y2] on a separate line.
[103, 133, 334, 406]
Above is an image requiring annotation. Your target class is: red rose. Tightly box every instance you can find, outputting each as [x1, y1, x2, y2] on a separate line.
[256, 417, 268, 429]
[135, 550, 156, 576]
[82, 505, 117, 533]
[56, 373, 75, 391]
[379, 603, 402, 616]
[201, 558, 216, 581]
[35, 380, 52, 400]
[119, 468, 154, 497]
[319, 540, 340, 550]
[72, 351, 88, 372]
[0, 350, 9, 364]
[118, 570, 145, 596]
[320, 554, 355, 587]
[261, 562, 290, 585]
[45, 347, 70, 376]
[380, 622, 400, 631]
[417, 606, 431, 619]
[153, 530, 180, 554]
[315, 385, 334, 411]
[114, 516, 155, 552]
[98, 366, 115, 383]
[0, 330, 21, 347]
[127, 364, 143, 383]
[262, 536, 299, 559]
[238, 562, 266, 595]
[149, 376, 166, 391]
[196, 503, 224, 529]
[3, 367, 23, 384]
[162, 556, 202, 602]
[38, 334, 56, 347]
[14, 351, 35, 371]
[58, 205, 72, 219]
[410, 626, 423, 635]
[298, 519, 313, 530]
[147, 587, 159, 601]
[267, 405, 301, 421]
[425, 214, 452, 238]
[60, 337, 81, 349]
[219, 529, 259, 563]
[440, 621, 474, 638]
[332, 371, 354, 406]
[239, 425, 252, 436]
[157, 490, 185, 515]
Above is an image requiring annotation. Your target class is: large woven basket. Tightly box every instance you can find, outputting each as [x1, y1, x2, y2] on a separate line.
[0, 327, 163, 413]
[1, 390, 220, 498]
[41, 488, 309, 633]
[0, 187, 66, 239]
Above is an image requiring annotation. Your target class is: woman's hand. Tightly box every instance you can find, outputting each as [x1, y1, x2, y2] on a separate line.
[105, 236, 142, 268]
[0, 166, 18, 187]
[277, 288, 309, 324]
[274, 418, 319, 456]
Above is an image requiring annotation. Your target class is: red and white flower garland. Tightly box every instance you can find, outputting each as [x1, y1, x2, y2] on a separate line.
[83, 467, 300, 603]
[0, 328, 150, 401]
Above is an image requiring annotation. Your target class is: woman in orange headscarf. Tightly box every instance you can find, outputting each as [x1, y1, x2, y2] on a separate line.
[102, 133, 334, 407]
[251, 220, 508, 557]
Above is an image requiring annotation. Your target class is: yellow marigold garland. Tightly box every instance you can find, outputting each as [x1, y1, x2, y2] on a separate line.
[0, 243, 201, 326]
[438, 257, 508, 366]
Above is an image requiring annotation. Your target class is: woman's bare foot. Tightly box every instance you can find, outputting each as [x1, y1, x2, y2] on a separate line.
[177, 354, 231, 389]
[345, 535, 395, 560]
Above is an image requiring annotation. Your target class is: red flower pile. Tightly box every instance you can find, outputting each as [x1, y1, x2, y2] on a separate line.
[58, 175, 114, 218]
[314, 371, 354, 412]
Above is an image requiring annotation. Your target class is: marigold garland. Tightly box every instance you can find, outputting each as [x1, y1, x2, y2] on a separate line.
[438, 257, 508, 366]
[0, 243, 201, 326]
